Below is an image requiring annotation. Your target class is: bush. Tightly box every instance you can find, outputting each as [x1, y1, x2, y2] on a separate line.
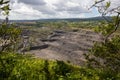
[85, 36, 120, 80]
[0, 52, 120, 80]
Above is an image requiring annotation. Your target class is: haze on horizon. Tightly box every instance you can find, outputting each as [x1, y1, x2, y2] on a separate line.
[1, 0, 120, 20]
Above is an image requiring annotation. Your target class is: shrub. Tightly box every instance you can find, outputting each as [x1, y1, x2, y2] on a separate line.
[0, 52, 120, 80]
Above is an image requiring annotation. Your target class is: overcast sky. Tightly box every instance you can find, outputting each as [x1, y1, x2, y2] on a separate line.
[1, 0, 120, 20]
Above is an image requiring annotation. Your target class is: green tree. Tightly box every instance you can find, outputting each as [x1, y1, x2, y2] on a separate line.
[0, 0, 21, 52]
[0, 0, 21, 78]
[86, 0, 120, 75]
[90, 0, 120, 42]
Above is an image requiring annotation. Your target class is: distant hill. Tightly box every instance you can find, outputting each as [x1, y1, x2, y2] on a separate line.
[37, 16, 112, 22]
[10, 16, 112, 23]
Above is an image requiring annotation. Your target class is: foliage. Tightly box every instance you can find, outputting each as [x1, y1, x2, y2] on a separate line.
[0, 52, 120, 80]
[90, 0, 120, 42]
[85, 1, 120, 80]
[0, 0, 10, 15]
[94, 21, 114, 36]
[0, 23, 21, 52]
[0, 1, 22, 79]
[35, 21, 96, 30]
[86, 36, 120, 72]
[0, 0, 22, 53]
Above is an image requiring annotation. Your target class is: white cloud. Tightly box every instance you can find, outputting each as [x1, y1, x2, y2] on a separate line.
[8, 0, 92, 20]
[0, 0, 119, 20]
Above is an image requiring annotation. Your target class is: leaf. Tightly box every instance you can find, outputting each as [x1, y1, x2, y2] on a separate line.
[95, 0, 98, 4]
[0, 0, 4, 4]
[106, 1, 111, 9]
[3, 1, 9, 4]
[0, 4, 10, 10]
[0, 0, 9, 5]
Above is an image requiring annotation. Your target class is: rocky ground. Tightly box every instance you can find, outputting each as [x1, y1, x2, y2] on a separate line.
[26, 29, 103, 65]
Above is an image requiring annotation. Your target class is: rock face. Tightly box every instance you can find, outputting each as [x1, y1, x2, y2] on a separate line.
[26, 29, 102, 66]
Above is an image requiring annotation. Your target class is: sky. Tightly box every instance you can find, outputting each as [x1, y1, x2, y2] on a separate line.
[1, 0, 120, 20]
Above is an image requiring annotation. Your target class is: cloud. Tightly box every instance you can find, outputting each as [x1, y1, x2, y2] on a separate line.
[4, 0, 119, 20]
[17, 0, 46, 5]
[54, 0, 90, 13]
[9, 0, 93, 20]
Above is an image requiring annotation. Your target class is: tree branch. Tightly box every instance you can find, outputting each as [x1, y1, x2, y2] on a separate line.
[89, 0, 105, 10]
[105, 13, 120, 42]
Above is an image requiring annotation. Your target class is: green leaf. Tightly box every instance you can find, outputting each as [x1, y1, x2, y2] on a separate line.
[0, 0, 9, 4]
[0, 0, 4, 4]
[1, 4, 10, 10]
[3, 1, 9, 4]
[106, 1, 111, 8]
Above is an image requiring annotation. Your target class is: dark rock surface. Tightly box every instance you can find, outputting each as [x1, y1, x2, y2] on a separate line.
[26, 29, 103, 66]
